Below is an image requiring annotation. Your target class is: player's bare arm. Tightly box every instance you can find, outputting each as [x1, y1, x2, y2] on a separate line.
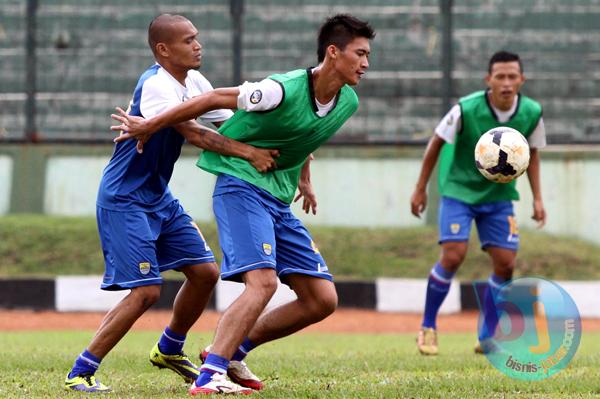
[527, 148, 546, 228]
[174, 120, 279, 173]
[410, 134, 445, 217]
[111, 87, 239, 141]
[294, 154, 317, 215]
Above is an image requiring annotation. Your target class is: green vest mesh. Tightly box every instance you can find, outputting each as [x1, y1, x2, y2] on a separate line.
[197, 68, 358, 203]
[438, 90, 542, 204]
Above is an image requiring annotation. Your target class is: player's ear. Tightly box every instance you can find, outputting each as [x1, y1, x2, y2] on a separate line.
[327, 44, 338, 60]
[156, 42, 169, 57]
[484, 74, 491, 86]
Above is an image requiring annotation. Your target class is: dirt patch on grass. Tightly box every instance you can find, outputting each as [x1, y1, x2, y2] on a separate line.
[1, 309, 599, 333]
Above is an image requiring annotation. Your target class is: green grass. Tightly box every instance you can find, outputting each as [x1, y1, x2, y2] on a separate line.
[2, 214, 600, 280]
[1, 330, 599, 398]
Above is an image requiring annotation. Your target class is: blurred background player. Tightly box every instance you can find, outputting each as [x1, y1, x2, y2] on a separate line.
[64, 14, 278, 393]
[410, 50, 547, 356]
[111, 13, 375, 395]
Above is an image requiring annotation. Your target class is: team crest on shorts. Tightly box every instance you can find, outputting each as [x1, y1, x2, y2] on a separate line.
[450, 223, 461, 234]
[250, 90, 262, 104]
[262, 243, 272, 256]
[139, 262, 151, 275]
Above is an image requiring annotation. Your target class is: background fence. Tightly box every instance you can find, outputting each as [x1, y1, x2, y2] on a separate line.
[1, 0, 599, 143]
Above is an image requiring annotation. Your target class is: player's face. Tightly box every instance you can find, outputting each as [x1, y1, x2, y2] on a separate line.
[168, 21, 203, 70]
[334, 37, 370, 86]
[485, 61, 524, 111]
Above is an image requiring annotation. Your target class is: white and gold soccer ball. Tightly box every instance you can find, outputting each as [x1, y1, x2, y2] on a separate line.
[474, 127, 530, 183]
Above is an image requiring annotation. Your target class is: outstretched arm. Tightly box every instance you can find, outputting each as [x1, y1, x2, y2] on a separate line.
[111, 87, 239, 141]
[175, 120, 278, 173]
[410, 134, 445, 218]
[527, 148, 546, 228]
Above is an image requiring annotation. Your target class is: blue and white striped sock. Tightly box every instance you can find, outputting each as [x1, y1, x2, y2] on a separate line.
[422, 262, 455, 329]
[196, 353, 229, 386]
[231, 337, 257, 361]
[158, 326, 186, 355]
[479, 273, 510, 341]
[68, 349, 101, 378]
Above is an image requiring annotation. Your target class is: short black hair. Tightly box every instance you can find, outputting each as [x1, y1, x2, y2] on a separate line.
[488, 51, 523, 74]
[148, 14, 190, 56]
[317, 14, 375, 63]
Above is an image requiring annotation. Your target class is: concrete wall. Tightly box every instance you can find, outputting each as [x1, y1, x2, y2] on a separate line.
[0, 155, 12, 215]
[2, 144, 600, 245]
[40, 154, 427, 227]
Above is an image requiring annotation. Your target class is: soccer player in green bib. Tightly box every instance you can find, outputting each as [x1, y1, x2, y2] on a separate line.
[112, 14, 375, 395]
[410, 51, 547, 356]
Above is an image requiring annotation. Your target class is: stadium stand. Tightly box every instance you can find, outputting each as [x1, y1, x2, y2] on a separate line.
[0, 0, 599, 142]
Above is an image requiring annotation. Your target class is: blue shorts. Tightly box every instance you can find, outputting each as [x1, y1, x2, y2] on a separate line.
[96, 200, 215, 291]
[212, 174, 331, 284]
[438, 196, 519, 251]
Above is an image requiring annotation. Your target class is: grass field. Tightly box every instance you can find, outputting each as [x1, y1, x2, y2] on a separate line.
[3, 215, 600, 280]
[1, 330, 599, 398]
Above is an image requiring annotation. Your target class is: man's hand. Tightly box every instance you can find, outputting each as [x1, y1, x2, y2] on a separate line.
[248, 148, 279, 173]
[294, 178, 317, 215]
[111, 107, 154, 143]
[410, 187, 427, 218]
[532, 198, 546, 228]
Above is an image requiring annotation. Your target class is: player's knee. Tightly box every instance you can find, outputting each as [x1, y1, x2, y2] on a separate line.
[245, 271, 278, 299]
[205, 264, 220, 285]
[185, 262, 219, 287]
[496, 261, 515, 278]
[305, 287, 337, 321]
[318, 290, 338, 318]
[441, 250, 466, 270]
[131, 285, 161, 309]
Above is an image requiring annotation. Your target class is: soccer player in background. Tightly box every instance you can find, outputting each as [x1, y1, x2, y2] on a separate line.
[64, 14, 278, 393]
[111, 14, 375, 395]
[410, 51, 547, 355]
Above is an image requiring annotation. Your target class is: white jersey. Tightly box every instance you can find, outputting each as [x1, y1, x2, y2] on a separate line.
[140, 63, 233, 122]
[435, 100, 546, 149]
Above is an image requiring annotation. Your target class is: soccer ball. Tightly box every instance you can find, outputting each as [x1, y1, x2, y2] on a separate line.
[474, 127, 530, 183]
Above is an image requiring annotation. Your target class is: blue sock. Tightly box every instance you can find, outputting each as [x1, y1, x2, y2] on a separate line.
[231, 337, 257, 361]
[479, 273, 510, 341]
[158, 326, 186, 355]
[68, 349, 102, 378]
[196, 353, 230, 386]
[422, 262, 455, 329]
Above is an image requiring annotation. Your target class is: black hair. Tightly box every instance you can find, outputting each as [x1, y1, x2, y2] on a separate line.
[317, 14, 375, 63]
[488, 51, 523, 74]
[148, 14, 189, 56]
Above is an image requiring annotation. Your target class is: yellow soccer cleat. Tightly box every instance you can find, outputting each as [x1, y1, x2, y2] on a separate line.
[64, 373, 111, 393]
[149, 343, 200, 383]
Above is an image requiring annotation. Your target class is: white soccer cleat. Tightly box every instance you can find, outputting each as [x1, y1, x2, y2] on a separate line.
[200, 345, 264, 391]
[228, 360, 264, 391]
[188, 372, 252, 396]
